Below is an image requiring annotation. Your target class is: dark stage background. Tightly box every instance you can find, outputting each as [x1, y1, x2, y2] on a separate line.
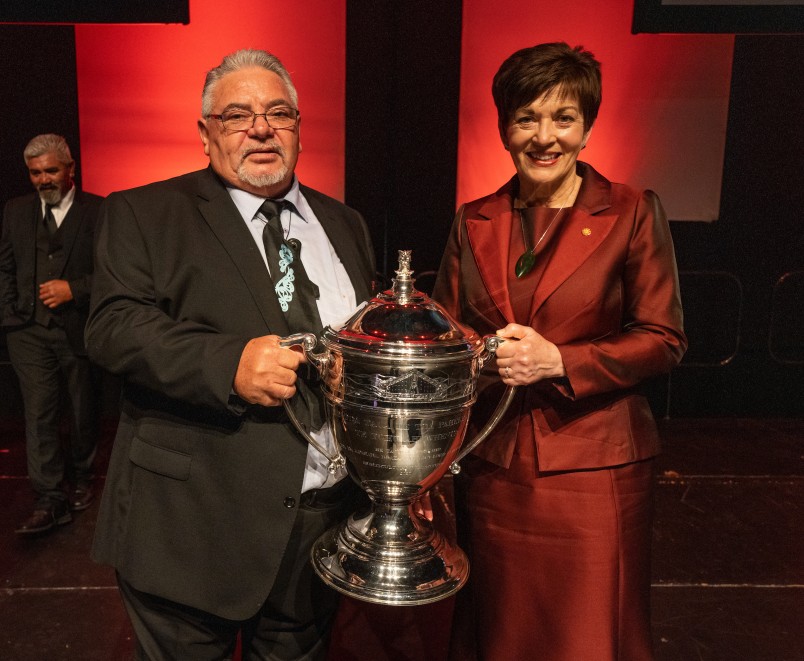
[0, 7, 802, 417]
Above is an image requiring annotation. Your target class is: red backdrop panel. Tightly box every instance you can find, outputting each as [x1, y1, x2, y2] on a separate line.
[458, 0, 734, 221]
[75, 0, 345, 199]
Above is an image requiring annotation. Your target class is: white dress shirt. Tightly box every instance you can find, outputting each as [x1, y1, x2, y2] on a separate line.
[228, 178, 358, 491]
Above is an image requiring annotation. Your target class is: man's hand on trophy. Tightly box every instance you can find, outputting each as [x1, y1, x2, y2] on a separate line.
[234, 335, 303, 406]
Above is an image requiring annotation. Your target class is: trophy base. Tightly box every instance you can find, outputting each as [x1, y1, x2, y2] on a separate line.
[311, 504, 469, 606]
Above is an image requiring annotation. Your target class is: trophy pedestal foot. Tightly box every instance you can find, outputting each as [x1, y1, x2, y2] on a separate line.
[311, 507, 469, 606]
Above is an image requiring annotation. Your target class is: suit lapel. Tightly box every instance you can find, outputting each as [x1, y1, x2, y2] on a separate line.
[302, 185, 371, 303]
[466, 185, 517, 326]
[56, 193, 84, 273]
[528, 206, 618, 316]
[528, 163, 616, 319]
[195, 169, 291, 335]
[23, 197, 39, 268]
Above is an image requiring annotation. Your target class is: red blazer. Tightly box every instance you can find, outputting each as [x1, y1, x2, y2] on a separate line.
[433, 162, 687, 472]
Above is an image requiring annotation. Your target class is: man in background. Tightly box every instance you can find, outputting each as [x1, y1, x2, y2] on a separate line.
[87, 49, 375, 660]
[1, 133, 102, 535]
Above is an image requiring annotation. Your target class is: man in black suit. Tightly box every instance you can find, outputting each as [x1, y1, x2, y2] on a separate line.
[1, 134, 101, 535]
[86, 49, 375, 660]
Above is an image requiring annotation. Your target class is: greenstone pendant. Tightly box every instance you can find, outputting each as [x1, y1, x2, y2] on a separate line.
[515, 251, 537, 278]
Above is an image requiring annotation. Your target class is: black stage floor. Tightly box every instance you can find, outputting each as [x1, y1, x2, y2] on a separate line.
[1, 417, 802, 661]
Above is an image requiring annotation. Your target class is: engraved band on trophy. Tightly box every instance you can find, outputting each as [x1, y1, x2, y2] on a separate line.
[280, 250, 515, 606]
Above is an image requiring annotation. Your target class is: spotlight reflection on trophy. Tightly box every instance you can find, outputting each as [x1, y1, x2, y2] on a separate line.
[281, 250, 514, 606]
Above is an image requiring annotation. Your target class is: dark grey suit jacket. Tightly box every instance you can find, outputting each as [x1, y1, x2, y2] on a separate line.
[86, 167, 375, 620]
[0, 190, 102, 354]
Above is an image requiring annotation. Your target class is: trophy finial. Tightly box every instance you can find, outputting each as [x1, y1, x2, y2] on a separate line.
[397, 250, 412, 276]
[392, 250, 416, 303]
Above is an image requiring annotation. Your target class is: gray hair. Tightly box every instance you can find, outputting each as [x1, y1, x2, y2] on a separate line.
[23, 134, 73, 165]
[201, 49, 298, 117]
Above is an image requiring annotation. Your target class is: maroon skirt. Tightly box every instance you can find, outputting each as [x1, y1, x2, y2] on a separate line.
[450, 431, 656, 661]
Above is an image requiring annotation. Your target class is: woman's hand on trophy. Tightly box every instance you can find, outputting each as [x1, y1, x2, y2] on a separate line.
[234, 335, 303, 406]
[495, 324, 566, 385]
[413, 492, 435, 521]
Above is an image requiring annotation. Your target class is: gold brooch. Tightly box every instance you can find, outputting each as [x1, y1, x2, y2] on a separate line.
[582, 227, 592, 236]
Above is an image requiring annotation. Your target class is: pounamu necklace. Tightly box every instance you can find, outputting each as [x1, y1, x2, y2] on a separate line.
[514, 178, 579, 278]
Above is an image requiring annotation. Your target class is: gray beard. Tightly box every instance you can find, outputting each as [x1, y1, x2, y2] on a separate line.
[237, 162, 289, 189]
[38, 187, 63, 205]
[238, 165, 289, 189]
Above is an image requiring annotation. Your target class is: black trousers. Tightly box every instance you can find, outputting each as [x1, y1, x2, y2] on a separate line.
[6, 323, 97, 505]
[119, 479, 367, 661]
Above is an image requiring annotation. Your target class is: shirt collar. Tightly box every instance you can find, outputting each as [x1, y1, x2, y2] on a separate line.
[227, 176, 309, 223]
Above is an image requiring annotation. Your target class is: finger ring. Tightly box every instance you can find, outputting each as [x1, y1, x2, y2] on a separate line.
[505, 366, 511, 379]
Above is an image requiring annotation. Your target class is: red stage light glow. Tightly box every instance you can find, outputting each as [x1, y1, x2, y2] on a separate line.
[75, 0, 346, 200]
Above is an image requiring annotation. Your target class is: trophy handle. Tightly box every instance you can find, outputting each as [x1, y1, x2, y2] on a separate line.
[449, 335, 517, 474]
[278, 333, 346, 474]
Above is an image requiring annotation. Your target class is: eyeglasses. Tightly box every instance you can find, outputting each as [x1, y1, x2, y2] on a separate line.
[208, 107, 300, 132]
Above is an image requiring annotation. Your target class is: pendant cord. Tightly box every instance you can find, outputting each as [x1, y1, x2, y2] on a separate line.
[519, 176, 579, 257]
[282, 208, 292, 239]
[515, 177, 580, 279]
[519, 204, 563, 257]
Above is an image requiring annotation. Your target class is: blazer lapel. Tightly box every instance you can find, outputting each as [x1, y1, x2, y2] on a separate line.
[466, 186, 517, 326]
[528, 163, 618, 320]
[529, 207, 618, 316]
[195, 169, 291, 335]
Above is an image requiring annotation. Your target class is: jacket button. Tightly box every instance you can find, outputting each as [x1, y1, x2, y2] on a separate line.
[283, 497, 296, 508]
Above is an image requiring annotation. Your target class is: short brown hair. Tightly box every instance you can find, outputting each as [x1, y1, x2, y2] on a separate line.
[492, 42, 602, 131]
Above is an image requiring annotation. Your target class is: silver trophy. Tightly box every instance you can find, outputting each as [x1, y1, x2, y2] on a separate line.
[281, 250, 514, 605]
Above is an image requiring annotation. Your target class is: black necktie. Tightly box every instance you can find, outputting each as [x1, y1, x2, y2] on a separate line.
[259, 199, 323, 335]
[44, 205, 58, 235]
[259, 199, 325, 429]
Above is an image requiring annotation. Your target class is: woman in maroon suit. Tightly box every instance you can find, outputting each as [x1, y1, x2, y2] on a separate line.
[433, 43, 687, 661]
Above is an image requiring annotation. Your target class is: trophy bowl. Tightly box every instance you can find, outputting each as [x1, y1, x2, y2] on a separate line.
[282, 250, 514, 605]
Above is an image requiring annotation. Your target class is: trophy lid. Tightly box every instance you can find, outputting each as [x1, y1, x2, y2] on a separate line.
[322, 250, 482, 358]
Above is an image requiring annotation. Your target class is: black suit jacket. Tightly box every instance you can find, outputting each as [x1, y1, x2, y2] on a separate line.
[0, 190, 102, 354]
[86, 167, 375, 620]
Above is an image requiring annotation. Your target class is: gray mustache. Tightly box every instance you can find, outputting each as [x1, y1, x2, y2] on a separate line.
[241, 145, 285, 160]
